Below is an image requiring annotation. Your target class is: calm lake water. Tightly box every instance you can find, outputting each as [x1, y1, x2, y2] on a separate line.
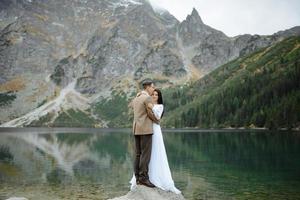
[0, 128, 300, 200]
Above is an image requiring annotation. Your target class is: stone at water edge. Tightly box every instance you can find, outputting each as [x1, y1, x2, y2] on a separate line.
[109, 185, 185, 200]
[6, 198, 28, 200]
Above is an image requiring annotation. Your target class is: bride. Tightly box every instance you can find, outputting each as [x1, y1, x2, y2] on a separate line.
[130, 88, 181, 194]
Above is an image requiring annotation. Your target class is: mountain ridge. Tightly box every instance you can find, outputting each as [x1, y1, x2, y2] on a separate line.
[162, 36, 300, 129]
[0, 0, 299, 127]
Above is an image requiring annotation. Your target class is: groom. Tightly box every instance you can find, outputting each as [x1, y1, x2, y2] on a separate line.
[132, 79, 159, 188]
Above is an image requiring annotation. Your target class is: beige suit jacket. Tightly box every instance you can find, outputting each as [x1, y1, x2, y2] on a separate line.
[132, 91, 159, 135]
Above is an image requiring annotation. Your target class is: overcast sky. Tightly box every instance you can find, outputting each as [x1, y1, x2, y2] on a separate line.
[148, 0, 300, 37]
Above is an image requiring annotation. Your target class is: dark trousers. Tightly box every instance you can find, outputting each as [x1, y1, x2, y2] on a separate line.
[134, 134, 152, 181]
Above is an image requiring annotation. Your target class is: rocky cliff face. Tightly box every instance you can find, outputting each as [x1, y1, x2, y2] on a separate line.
[0, 0, 299, 126]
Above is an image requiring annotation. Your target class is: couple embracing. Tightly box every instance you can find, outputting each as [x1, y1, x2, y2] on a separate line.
[129, 79, 181, 194]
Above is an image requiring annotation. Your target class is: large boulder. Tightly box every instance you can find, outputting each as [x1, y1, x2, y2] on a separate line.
[109, 185, 185, 200]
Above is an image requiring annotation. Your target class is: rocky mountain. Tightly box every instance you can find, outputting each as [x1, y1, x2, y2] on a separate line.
[162, 36, 300, 129]
[0, 0, 299, 127]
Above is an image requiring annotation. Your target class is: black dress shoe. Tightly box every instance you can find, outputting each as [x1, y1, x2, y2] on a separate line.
[139, 179, 155, 188]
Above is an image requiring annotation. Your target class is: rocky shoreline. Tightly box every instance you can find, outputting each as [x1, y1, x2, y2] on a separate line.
[5, 185, 185, 200]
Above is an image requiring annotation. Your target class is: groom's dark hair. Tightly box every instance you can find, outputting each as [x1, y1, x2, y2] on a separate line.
[142, 79, 153, 89]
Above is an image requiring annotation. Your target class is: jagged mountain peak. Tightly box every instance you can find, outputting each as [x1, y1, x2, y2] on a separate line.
[191, 8, 203, 24]
[178, 7, 228, 46]
[178, 7, 213, 39]
[185, 8, 204, 25]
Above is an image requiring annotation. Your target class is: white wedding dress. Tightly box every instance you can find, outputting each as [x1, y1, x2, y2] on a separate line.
[130, 104, 181, 194]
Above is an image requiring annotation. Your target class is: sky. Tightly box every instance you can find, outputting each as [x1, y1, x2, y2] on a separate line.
[148, 0, 300, 37]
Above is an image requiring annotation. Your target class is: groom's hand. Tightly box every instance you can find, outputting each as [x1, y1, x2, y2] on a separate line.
[147, 103, 154, 109]
[146, 106, 160, 124]
[145, 97, 159, 124]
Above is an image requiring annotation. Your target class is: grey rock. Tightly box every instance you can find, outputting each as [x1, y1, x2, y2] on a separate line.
[109, 185, 185, 200]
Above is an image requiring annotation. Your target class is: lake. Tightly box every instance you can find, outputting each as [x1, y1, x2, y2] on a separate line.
[0, 128, 300, 200]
